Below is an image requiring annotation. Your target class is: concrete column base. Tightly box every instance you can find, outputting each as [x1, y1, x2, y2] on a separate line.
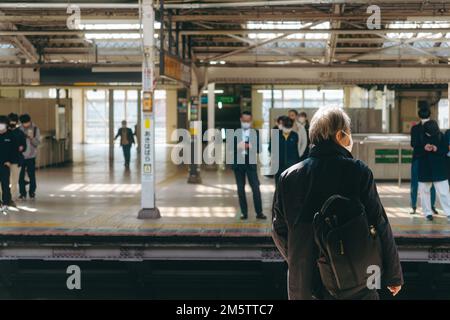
[187, 174, 202, 184]
[138, 207, 161, 219]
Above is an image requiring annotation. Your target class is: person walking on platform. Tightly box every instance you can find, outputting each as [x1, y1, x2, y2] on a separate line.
[19, 114, 40, 201]
[231, 111, 266, 220]
[114, 120, 135, 169]
[288, 109, 308, 160]
[272, 107, 403, 300]
[7, 113, 27, 206]
[271, 116, 301, 183]
[410, 106, 437, 215]
[417, 120, 450, 221]
[0, 116, 14, 211]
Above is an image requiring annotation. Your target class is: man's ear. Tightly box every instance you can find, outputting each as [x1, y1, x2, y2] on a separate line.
[335, 131, 342, 143]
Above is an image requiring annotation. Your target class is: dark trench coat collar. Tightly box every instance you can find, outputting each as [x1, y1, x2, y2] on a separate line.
[309, 139, 353, 159]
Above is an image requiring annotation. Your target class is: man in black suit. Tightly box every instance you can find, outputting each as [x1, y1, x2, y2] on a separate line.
[230, 111, 266, 220]
[114, 120, 135, 168]
[410, 106, 437, 215]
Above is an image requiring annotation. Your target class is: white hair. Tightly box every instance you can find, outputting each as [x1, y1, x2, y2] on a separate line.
[309, 107, 351, 145]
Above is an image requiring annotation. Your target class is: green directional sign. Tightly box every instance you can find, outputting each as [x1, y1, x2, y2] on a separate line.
[375, 148, 412, 164]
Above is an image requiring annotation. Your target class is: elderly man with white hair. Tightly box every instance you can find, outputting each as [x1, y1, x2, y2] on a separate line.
[272, 107, 403, 300]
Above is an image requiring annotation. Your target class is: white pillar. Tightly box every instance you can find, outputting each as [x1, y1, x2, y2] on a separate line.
[108, 89, 114, 163]
[187, 67, 202, 183]
[138, 0, 160, 219]
[207, 83, 215, 140]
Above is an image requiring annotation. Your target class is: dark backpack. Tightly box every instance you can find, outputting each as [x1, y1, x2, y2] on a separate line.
[313, 195, 383, 299]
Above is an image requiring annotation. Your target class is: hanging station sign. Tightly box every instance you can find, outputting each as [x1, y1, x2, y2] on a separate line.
[160, 51, 191, 85]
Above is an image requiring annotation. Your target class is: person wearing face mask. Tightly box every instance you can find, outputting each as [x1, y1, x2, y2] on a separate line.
[0, 116, 14, 210]
[272, 107, 403, 300]
[298, 112, 311, 160]
[5, 113, 27, 206]
[268, 116, 285, 156]
[417, 120, 450, 222]
[410, 105, 437, 215]
[288, 109, 308, 160]
[18, 114, 40, 201]
[114, 120, 135, 169]
[230, 111, 266, 220]
[273, 116, 301, 183]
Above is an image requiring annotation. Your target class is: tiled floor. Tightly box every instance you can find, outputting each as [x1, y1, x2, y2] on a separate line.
[0, 144, 449, 239]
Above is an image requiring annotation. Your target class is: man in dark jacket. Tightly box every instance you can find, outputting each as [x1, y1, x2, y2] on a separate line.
[114, 120, 135, 168]
[229, 111, 266, 220]
[410, 106, 437, 215]
[445, 128, 450, 185]
[7, 113, 27, 206]
[270, 116, 300, 183]
[417, 120, 450, 221]
[0, 115, 14, 209]
[272, 107, 403, 300]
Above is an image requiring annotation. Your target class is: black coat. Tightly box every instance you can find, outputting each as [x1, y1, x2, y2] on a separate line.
[270, 131, 301, 176]
[417, 132, 448, 182]
[410, 122, 426, 159]
[0, 131, 14, 165]
[272, 140, 403, 300]
[9, 128, 27, 165]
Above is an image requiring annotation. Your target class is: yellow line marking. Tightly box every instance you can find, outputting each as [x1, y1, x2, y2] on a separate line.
[0, 222, 60, 227]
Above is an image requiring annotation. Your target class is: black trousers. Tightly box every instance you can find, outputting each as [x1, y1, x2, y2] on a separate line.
[233, 164, 263, 216]
[19, 158, 36, 197]
[0, 165, 11, 204]
[122, 144, 132, 166]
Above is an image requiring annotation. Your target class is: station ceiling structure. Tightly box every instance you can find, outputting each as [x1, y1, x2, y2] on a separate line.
[1, 0, 450, 84]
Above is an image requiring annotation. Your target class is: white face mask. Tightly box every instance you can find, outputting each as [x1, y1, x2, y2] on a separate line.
[298, 117, 306, 125]
[241, 122, 251, 130]
[0, 124, 7, 132]
[341, 130, 353, 153]
[282, 127, 292, 134]
[277, 124, 283, 130]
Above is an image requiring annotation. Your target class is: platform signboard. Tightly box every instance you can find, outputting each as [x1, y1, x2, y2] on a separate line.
[160, 51, 191, 85]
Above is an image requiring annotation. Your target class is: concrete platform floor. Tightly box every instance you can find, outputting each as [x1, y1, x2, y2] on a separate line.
[0, 144, 449, 239]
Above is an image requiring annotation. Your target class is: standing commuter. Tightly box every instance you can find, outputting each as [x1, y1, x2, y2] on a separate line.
[231, 111, 266, 220]
[445, 128, 450, 185]
[418, 120, 450, 221]
[272, 107, 403, 300]
[0, 116, 14, 210]
[19, 114, 40, 200]
[410, 106, 437, 215]
[272, 116, 301, 183]
[268, 115, 285, 156]
[115, 120, 135, 169]
[298, 112, 311, 160]
[7, 113, 27, 206]
[288, 109, 308, 160]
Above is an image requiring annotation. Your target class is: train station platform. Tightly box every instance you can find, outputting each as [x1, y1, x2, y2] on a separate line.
[0, 144, 449, 263]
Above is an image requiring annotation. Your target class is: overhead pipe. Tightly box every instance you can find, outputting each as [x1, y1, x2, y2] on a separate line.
[0, 1, 445, 10]
[2, 28, 450, 36]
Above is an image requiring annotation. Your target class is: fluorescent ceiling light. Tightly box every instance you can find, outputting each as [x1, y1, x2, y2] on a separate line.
[407, 16, 450, 22]
[202, 89, 224, 94]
